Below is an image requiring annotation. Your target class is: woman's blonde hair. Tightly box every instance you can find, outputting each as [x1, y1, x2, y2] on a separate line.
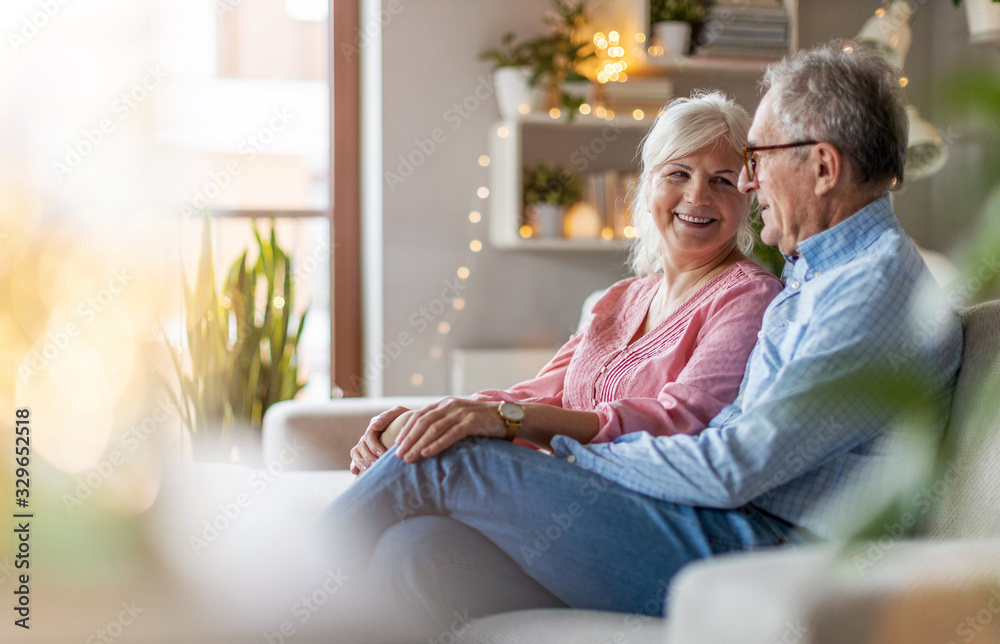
[628, 91, 754, 277]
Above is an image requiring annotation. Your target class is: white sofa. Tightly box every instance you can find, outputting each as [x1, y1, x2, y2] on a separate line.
[261, 300, 1000, 644]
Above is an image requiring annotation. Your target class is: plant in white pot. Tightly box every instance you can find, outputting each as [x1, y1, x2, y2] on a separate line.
[954, 0, 1000, 43]
[523, 164, 582, 238]
[481, 32, 540, 120]
[525, 0, 596, 119]
[650, 0, 706, 58]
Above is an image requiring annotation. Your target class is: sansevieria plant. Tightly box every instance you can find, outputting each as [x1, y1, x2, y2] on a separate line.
[162, 215, 309, 452]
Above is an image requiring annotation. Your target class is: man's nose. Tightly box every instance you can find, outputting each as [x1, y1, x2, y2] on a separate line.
[737, 164, 756, 194]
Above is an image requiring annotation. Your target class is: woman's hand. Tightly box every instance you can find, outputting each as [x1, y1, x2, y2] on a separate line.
[350, 406, 410, 475]
[395, 398, 506, 463]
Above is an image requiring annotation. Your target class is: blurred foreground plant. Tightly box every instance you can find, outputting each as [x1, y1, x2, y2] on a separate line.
[162, 216, 308, 451]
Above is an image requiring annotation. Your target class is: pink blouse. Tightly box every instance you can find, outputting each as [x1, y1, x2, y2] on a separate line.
[469, 260, 782, 442]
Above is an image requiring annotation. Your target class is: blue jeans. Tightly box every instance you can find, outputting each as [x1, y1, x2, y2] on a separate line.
[313, 438, 802, 637]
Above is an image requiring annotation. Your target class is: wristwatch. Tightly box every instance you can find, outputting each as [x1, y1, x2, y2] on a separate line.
[497, 401, 524, 441]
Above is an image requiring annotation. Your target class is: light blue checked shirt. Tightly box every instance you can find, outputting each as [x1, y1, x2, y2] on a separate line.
[552, 196, 963, 539]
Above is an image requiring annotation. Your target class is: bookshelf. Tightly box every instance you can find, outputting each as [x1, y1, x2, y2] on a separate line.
[487, 113, 652, 251]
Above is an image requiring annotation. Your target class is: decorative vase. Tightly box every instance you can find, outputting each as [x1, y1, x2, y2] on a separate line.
[528, 203, 564, 238]
[965, 0, 1000, 43]
[493, 67, 542, 119]
[654, 21, 692, 57]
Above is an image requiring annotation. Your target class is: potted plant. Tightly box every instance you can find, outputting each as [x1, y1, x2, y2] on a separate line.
[953, 0, 1000, 43]
[526, 0, 596, 118]
[480, 32, 542, 120]
[523, 164, 582, 238]
[650, 0, 706, 57]
[162, 215, 309, 461]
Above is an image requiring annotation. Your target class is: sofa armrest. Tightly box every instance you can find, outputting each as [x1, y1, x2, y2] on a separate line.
[262, 396, 441, 470]
[666, 540, 1000, 644]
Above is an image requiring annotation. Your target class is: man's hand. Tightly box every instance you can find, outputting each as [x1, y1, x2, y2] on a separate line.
[395, 398, 506, 463]
[350, 406, 410, 474]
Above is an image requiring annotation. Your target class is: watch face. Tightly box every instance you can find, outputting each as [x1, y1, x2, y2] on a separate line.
[500, 401, 525, 421]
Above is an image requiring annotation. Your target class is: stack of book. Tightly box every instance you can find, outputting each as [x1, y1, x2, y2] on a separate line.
[694, 1, 789, 61]
[597, 78, 674, 116]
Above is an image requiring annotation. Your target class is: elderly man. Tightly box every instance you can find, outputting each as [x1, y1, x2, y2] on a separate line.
[312, 41, 963, 638]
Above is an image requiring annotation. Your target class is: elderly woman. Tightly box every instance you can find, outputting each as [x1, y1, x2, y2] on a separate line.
[349, 90, 780, 473]
[311, 91, 790, 641]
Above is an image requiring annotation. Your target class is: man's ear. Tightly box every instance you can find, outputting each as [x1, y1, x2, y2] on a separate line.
[812, 143, 841, 197]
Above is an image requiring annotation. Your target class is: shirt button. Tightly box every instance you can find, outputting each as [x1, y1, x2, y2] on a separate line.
[790, 280, 801, 289]
[567, 455, 577, 464]
[757, 330, 765, 339]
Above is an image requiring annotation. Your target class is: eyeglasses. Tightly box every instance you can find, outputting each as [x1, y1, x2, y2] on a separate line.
[741, 141, 820, 181]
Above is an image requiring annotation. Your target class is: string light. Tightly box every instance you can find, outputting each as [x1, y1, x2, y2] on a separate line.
[478, 155, 490, 166]
[452, 298, 465, 311]
[549, 108, 562, 119]
[497, 126, 509, 138]
[457, 266, 470, 279]
[477, 186, 489, 198]
[410, 373, 424, 386]
[519, 224, 534, 238]
[438, 322, 451, 334]
[633, 109, 644, 120]
[470, 239, 482, 252]
[579, 103, 591, 115]
[469, 211, 481, 223]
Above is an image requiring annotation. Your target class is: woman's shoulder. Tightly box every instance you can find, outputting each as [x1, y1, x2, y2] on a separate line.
[720, 259, 783, 295]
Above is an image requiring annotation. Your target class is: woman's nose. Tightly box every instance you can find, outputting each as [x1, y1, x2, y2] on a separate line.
[685, 177, 711, 205]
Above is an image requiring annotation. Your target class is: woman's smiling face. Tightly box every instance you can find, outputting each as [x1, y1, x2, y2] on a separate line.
[647, 144, 750, 265]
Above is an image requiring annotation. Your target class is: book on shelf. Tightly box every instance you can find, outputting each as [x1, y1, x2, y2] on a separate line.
[597, 78, 673, 114]
[581, 169, 638, 239]
[693, 44, 789, 60]
[711, 0, 783, 7]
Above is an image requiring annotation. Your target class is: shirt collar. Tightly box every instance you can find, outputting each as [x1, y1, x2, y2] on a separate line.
[791, 194, 898, 276]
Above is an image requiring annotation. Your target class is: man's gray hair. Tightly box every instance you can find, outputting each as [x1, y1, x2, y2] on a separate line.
[629, 91, 753, 277]
[761, 40, 908, 196]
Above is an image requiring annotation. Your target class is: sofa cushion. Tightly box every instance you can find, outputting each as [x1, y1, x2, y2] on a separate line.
[456, 608, 667, 644]
[924, 300, 1000, 538]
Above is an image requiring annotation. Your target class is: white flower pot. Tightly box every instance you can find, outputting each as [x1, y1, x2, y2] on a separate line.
[654, 21, 692, 57]
[965, 0, 1000, 43]
[527, 203, 564, 238]
[493, 67, 543, 119]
